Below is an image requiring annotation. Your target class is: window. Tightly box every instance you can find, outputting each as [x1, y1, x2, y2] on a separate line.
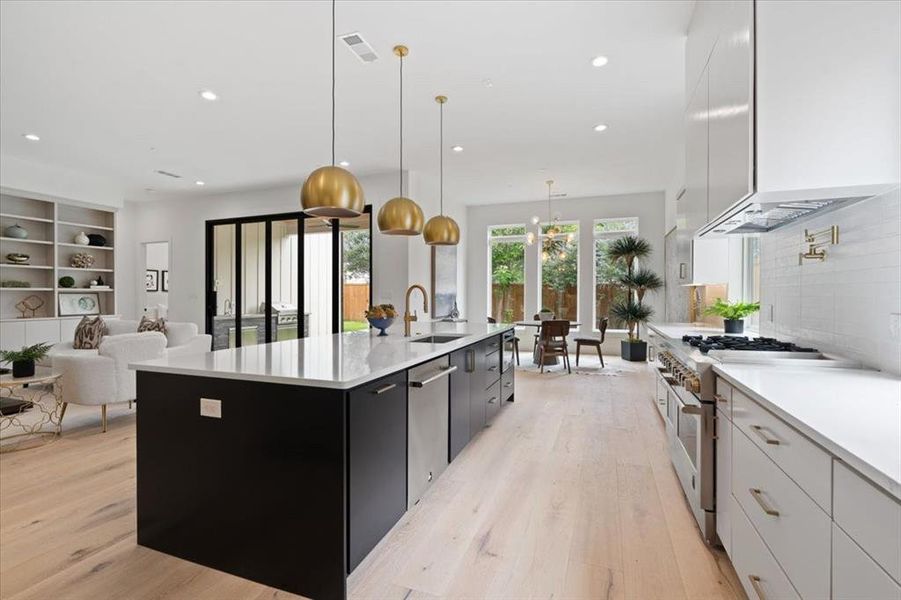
[742, 235, 760, 329]
[488, 225, 526, 323]
[539, 222, 578, 321]
[594, 217, 638, 330]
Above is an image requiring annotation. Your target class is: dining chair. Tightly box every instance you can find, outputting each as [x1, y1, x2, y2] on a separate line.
[488, 317, 520, 365]
[536, 319, 571, 374]
[532, 312, 555, 350]
[574, 317, 608, 368]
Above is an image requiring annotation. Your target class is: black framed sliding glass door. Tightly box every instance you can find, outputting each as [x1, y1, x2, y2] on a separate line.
[205, 207, 372, 350]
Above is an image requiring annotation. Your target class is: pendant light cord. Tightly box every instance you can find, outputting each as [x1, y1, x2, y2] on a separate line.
[439, 101, 444, 215]
[399, 53, 404, 197]
[331, 0, 336, 166]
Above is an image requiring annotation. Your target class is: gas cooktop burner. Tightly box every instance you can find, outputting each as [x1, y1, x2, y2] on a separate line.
[681, 335, 819, 355]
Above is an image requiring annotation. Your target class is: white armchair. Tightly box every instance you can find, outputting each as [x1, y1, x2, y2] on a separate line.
[54, 332, 167, 432]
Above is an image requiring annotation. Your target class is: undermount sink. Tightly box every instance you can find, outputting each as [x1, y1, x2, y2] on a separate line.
[409, 334, 467, 344]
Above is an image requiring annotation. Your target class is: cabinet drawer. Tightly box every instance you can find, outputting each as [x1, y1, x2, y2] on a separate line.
[485, 380, 501, 423]
[833, 522, 901, 600]
[732, 389, 832, 512]
[731, 496, 801, 600]
[485, 336, 501, 355]
[714, 377, 733, 418]
[501, 368, 514, 402]
[834, 460, 901, 583]
[485, 355, 501, 387]
[732, 429, 831, 600]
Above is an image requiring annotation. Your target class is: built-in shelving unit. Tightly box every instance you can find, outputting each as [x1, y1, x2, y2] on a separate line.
[1, 191, 118, 349]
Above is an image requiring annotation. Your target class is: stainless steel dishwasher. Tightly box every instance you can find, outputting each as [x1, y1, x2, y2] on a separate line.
[408, 355, 455, 507]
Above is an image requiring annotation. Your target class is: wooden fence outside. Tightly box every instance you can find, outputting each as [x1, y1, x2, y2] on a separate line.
[343, 283, 370, 321]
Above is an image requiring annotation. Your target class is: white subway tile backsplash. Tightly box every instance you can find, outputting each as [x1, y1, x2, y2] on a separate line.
[759, 187, 901, 374]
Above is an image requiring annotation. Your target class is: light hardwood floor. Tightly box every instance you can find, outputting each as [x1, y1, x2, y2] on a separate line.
[0, 356, 745, 600]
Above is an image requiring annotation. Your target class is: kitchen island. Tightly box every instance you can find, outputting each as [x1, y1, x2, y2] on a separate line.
[129, 322, 515, 600]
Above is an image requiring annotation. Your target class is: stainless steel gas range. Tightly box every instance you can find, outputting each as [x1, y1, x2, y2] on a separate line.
[647, 324, 856, 545]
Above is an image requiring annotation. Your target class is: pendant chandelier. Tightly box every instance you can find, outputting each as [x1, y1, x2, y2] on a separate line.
[540, 179, 572, 262]
[300, 0, 364, 218]
[377, 45, 424, 236]
[423, 95, 460, 245]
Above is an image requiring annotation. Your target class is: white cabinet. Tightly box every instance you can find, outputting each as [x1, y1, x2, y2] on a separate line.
[677, 67, 711, 282]
[756, 0, 901, 192]
[731, 495, 801, 600]
[0, 321, 26, 352]
[832, 524, 901, 600]
[707, 0, 754, 221]
[716, 402, 733, 553]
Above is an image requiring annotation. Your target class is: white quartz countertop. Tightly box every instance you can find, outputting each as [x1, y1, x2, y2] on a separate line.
[648, 322, 727, 340]
[130, 322, 512, 390]
[714, 364, 901, 500]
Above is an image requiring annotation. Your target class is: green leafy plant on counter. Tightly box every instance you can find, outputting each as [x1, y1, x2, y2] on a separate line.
[703, 298, 761, 320]
[0, 342, 54, 364]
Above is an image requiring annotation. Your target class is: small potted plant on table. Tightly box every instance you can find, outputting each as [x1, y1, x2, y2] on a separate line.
[1, 342, 53, 378]
[704, 299, 760, 334]
[608, 236, 663, 362]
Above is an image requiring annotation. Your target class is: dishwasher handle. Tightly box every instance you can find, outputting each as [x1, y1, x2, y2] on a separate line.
[410, 365, 458, 388]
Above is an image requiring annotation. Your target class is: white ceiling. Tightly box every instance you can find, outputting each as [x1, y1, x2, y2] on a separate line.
[0, 0, 692, 207]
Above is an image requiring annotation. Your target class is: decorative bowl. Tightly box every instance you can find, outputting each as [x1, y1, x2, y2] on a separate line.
[4, 224, 28, 239]
[6, 253, 30, 264]
[367, 317, 395, 336]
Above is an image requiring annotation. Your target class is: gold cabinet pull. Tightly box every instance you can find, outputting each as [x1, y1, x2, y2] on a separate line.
[748, 575, 767, 600]
[751, 425, 780, 445]
[749, 488, 780, 516]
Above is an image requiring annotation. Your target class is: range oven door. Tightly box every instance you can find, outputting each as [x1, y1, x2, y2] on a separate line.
[670, 386, 716, 543]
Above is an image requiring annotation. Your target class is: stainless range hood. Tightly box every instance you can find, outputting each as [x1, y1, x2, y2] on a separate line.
[699, 183, 898, 237]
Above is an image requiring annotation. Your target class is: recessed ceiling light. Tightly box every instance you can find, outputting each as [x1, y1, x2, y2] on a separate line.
[23, 133, 40, 141]
[593, 123, 608, 132]
[199, 89, 218, 101]
[195, 180, 205, 186]
[339, 160, 350, 167]
[452, 145, 463, 152]
[591, 55, 609, 67]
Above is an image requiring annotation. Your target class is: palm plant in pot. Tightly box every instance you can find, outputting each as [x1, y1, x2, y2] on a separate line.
[704, 298, 760, 334]
[608, 237, 663, 361]
[0, 342, 53, 378]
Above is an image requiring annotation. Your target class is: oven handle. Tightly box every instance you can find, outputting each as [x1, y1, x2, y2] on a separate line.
[747, 575, 767, 600]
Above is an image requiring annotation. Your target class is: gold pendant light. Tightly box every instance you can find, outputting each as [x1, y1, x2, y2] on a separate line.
[377, 45, 424, 235]
[541, 179, 564, 262]
[300, 0, 364, 218]
[423, 95, 460, 246]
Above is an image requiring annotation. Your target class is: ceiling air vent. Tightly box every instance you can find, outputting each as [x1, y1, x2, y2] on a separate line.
[340, 32, 378, 63]
[155, 170, 182, 179]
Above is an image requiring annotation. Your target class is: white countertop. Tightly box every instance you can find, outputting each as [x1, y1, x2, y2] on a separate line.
[649, 321, 729, 340]
[130, 321, 512, 390]
[714, 364, 901, 501]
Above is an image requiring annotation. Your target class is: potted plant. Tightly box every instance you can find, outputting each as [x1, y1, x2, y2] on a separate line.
[608, 236, 663, 361]
[704, 298, 760, 333]
[0, 342, 53, 378]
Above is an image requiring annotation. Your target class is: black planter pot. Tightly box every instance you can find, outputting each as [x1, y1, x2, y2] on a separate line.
[620, 340, 648, 362]
[723, 319, 745, 334]
[12, 359, 35, 378]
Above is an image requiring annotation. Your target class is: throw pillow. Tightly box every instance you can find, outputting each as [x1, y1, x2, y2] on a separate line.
[138, 316, 167, 335]
[73, 316, 107, 349]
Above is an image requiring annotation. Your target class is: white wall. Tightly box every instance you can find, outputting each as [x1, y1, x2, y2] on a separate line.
[466, 191, 667, 337]
[118, 172, 413, 328]
[758, 187, 901, 375]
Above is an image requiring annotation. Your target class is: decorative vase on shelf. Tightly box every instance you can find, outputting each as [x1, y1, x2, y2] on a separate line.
[88, 234, 107, 247]
[4, 224, 28, 239]
[74, 231, 90, 245]
[70, 253, 95, 268]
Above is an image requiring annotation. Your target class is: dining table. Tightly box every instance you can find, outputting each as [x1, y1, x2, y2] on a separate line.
[514, 320, 581, 366]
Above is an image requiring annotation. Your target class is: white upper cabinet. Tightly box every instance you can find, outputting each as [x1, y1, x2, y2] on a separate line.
[756, 0, 901, 192]
[707, 1, 754, 222]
